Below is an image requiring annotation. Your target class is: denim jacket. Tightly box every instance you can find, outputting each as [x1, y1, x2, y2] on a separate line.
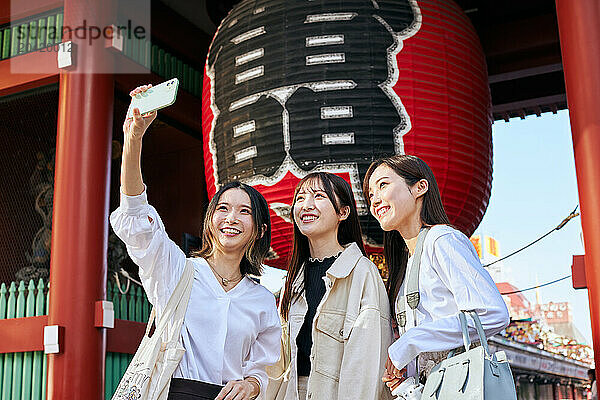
[265, 242, 394, 400]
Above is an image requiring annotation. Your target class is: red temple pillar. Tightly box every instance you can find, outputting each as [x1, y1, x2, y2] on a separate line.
[46, 0, 114, 397]
[555, 0, 600, 376]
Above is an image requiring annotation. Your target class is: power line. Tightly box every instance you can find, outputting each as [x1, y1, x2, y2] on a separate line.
[500, 274, 572, 295]
[483, 205, 580, 268]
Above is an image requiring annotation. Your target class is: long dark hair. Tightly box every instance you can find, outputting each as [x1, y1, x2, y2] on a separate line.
[280, 172, 365, 320]
[195, 181, 271, 276]
[362, 155, 450, 310]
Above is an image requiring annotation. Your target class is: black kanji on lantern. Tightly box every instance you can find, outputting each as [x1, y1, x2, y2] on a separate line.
[205, 0, 421, 226]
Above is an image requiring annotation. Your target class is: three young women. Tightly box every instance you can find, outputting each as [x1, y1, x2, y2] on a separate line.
[111, 85, 281, 400]
[363, 155, 510, 391]
[267, 172, 393, 400]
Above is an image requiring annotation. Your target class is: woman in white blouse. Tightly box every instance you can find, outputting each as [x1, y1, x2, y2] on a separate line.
[110, 84, 281, 400]
[362, 155, 509, 392]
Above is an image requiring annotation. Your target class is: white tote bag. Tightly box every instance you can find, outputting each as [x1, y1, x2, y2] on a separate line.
[112, 261, 194, 400]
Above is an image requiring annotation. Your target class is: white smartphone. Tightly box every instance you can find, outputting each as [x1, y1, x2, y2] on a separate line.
[126, 78, 179, 119]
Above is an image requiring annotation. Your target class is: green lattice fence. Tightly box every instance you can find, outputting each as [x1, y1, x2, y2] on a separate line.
[0, 279, 150, 399]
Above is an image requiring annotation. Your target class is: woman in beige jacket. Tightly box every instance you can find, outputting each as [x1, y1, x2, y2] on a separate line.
[266, 172, 394, 400]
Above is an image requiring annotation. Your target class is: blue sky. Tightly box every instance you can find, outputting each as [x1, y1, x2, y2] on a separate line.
[476, 109, 591, 344]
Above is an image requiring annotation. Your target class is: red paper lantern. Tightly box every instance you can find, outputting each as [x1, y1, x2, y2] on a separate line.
[202, 0, 492, 268]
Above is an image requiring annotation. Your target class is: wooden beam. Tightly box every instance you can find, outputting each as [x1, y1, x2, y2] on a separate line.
[572, 255, 587, 290]
[0, 50, 59, 96]
[491, 94, 567, 121]
[0, 315, 47, 353]
[106, 319, 146, 354]
[483, 14, 560, 57]
[0, 0, 62, 25]
[150, 0, 210, 68]
[0, 317, 145, 354]
[0, 50, 201, 133]
[490, 71, 566, 110]
[492, 94, 567, 113]
[488, 63, 563, 84]
[481, 12, 562, 76]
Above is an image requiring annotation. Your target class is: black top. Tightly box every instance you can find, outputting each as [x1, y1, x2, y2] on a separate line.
[296, 254, 338, 376]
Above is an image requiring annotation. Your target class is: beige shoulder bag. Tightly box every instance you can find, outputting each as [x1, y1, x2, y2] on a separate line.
[112, 261, 194, 400]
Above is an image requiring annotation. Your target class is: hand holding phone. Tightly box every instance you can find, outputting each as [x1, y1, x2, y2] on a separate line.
[123, 84, 158, 140]
[126, 78, 179, 119]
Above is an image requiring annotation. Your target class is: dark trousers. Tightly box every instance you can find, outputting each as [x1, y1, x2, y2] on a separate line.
[167, 378, 224, 400]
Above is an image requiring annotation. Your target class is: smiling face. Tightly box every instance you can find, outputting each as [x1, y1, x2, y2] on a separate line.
[292, 178, 347, 241]
[210, 188, 256, 254]
[367, 164, 422, 232]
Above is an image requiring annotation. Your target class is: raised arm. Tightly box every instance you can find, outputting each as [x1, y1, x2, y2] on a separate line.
[121, 84, 157, 196]
[110, 85, 186, 310]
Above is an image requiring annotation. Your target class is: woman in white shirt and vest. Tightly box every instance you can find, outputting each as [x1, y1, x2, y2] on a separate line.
[267, 172, 394, 400]
[362, 155, 509, 392]
[111, 85, 281, 400]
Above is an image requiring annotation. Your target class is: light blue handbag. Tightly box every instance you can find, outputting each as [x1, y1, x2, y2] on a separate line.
[420, 310, 517, 399]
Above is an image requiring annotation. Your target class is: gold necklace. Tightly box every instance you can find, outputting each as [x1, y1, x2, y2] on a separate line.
[207, 259, 243, 287]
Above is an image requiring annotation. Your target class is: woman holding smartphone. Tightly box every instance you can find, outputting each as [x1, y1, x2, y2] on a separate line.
[267, 172, 393, 400]
[110, 85, 281, 400]
[362, 155, 509, 391]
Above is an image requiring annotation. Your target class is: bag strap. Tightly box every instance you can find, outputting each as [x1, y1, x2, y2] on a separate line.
[145, 308, 156, 337]
[457, 310, 491, 356]
[145, 261, 194, 341]
[396, 227, 430, 333]
[457, 312, 472, 352]
[467, 310, 491, 356]
[157, 261, 194, 341]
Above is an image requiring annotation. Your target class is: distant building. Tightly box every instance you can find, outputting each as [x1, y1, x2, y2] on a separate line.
[470, 234, 588, 347]
[535, 301, 588, 345]
[496, 282, 533, 320]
